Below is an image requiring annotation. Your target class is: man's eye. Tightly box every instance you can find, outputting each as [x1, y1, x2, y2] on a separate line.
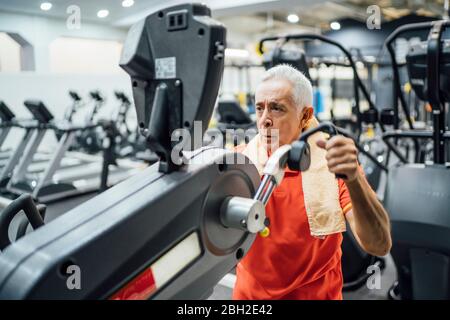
[271, 106, 282, 112]
[256, 106, 264, 112]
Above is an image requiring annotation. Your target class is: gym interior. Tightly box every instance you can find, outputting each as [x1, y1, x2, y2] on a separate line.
[0, 0, 449, 301]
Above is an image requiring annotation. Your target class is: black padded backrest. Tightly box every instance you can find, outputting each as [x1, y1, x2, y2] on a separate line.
[23, 100, 54, 123]
[406, 39, 450, 103]
[217, 100, 252, 125]
[263, 47, 312, 81]
[384, 164, 450, 251]
[0, 101, 15, 122]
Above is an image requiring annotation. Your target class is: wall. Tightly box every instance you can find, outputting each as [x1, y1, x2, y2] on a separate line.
[0, 11, 132, 150]
[49, 37, 123, 74]
[0, 72, 133, 149]
[0, 11, 128, 73]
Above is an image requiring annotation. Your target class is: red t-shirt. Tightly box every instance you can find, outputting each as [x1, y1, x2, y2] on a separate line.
[233, 147, 352, 300]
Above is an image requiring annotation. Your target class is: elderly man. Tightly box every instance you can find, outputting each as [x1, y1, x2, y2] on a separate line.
[233, 64, 391, 300]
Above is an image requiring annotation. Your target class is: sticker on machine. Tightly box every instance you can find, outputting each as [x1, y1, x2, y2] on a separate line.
[109, 232, 201, 300]
[155, 57, 176, 79]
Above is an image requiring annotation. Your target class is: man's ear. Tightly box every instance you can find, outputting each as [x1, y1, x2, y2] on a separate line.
[299, 106, 314, 129]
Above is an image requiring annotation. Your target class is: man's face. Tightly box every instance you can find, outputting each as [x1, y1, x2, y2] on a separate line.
[255, 78, 312, 151]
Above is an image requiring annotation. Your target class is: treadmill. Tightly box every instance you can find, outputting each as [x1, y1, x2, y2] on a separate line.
[0, 101, 16, 159]
[0, 100, 59, 191]
[0, 101, 85, 171]
[1, 100, 142, 204]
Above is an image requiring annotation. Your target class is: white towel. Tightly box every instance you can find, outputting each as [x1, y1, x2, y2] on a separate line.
[240, 117, 346, 237]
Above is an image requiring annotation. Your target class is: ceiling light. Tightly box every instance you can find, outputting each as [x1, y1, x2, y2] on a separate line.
[287, 14, 299, 24]
[122, 0, 135, 8]
[97, 9, 109, 18]
[40, 2, 52, 11]
[330, 21, 341, 30]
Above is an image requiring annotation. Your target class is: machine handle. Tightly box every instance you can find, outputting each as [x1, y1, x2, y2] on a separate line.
[296, 122, 347, 180]
[0, 194, 45, 251]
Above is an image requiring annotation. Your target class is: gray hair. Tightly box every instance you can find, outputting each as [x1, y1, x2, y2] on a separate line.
[261, 64, 313, 111]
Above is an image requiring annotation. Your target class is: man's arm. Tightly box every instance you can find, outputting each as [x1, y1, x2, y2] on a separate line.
[317, 136, 392, 257]
[343, 177, 392, 257]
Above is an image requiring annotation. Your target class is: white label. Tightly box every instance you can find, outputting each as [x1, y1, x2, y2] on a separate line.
[151, 232, 201, 288]
[155, 57, 176, 79]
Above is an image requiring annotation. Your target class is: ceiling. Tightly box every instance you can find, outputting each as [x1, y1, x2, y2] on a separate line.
[0, 0, 447, 32]
[0, 0, 166, 26]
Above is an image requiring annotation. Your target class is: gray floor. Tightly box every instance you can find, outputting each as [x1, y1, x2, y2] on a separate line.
[208, 254, 397, 300]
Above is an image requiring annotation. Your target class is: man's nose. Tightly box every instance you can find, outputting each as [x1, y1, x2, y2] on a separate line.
[259, 109, 273, 128]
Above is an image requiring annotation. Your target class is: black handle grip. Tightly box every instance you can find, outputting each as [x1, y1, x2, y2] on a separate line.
[298, 122, 348, 180]
[16, 204, 46, 241]
[0, 194, 45, 251]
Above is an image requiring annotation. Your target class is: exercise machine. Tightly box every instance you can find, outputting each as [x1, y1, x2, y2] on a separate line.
[382, 20, 450, 299]
[73, 91, 106, 154]
[1, 100, 140, 203]
[0, 100, 56, 190]
[215, 100, 256, 147]
[65, 91, 84, 123]
[0, 101, 17, 160]
[0, 4, 233, 299]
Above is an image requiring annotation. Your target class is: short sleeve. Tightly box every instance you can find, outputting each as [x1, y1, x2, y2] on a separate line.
[338, 179, 352, 215]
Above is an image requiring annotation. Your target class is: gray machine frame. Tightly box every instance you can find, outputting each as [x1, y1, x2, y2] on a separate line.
[0, 3, 240, 299]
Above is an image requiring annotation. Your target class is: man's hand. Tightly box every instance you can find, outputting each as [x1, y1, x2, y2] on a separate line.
[316, 136, 359, 182]
[317, 135, 392, 257]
